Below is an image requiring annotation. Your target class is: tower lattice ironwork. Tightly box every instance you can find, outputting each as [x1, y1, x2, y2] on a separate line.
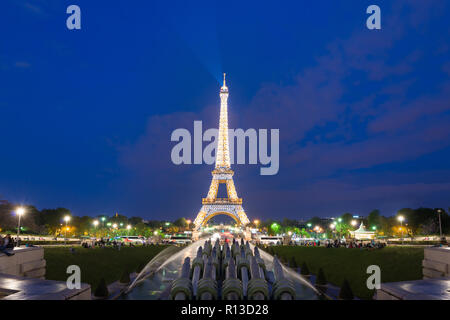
[193, 74, 250, 230]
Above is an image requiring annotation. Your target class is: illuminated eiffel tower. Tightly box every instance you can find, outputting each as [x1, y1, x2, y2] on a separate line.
[193, 74, 250, 231]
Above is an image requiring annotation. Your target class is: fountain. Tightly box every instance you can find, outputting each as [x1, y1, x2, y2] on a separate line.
[122, 237, 323, 300]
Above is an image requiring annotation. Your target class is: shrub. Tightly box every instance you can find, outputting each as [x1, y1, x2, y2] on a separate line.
[136, 262, 147, 273]
[300, 262, 310, 275]
[315, 268, 327, 286]
[94, 278, 109, 298]
[339, 279, 354, 300]
[120, 269, 131, 284]
[289, 257, 298, 268]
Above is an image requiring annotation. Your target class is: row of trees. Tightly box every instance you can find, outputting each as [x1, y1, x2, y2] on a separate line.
[1, 199, 448, 238]
[255, 208, 449, 238]
[0, 201, 191, 238]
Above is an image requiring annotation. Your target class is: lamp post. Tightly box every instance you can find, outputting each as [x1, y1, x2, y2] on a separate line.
[329, 223, 335, 239]
[64, 215, 71, 244]
[93, 220, 99, 237]
[186, 219, 191, 230]
[16, 207, 25, 245]
[397, 215, 405, 244]
[437, 209, 445, 243]
[127, 225, 131, 236]
[314, 226, 320, 239]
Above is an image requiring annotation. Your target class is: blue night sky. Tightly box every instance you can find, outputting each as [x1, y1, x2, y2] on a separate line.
[1, 0, 449, 221]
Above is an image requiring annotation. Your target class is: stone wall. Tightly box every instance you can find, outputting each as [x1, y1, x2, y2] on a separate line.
[0, 247, 46, 279]
[422, 247, 450, 279]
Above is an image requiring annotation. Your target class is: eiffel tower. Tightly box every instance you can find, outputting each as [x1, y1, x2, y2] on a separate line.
[193, 74, 250, 231]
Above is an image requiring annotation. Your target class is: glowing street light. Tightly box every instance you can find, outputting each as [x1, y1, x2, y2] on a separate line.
[93, 220, 99, 227]
[397, 215, 405, 242]
[64, 215, 71, 241]
[112, 223, 118, 229]
[288, 231, 292, 236]
[351, 220, 357, 227]
[186, 219, 191, 229]
[127, 224, 131, 236]
[16, 207, 26, 240]
[329, 223, 335, 229]
[338, 218, 342, 223]
[253, 219, 260, 227]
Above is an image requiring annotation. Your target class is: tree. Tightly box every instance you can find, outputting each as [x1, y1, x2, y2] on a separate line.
[367, 210, 381, 230]
[129, 216, 143, 225]
[173, 217, 187, 229]
[340, 213, 353, 225]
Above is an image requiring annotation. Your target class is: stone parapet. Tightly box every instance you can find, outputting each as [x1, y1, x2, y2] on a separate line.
[422, 247, 450, 279]
[0, 247, 46, 279]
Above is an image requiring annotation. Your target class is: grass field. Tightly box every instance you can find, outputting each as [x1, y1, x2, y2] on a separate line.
[44, 245, 168, 289]
[268, 246, 424, 300]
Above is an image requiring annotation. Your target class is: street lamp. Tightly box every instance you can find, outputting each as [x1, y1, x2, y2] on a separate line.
[397, 215, 405, 243]
[437, 209, 445, 243]
[186, 219, 191, 230]
[314, 225, 320, 239]
[64, 215, 71, 241]
[351, 220, 357, 227]
[127, 224, 131, 236]
[16, 207, 26, 243]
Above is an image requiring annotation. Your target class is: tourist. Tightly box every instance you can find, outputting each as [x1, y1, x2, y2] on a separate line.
[0, 234, 15, 256]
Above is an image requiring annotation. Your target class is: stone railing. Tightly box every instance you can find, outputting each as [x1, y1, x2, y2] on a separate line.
[422, 246, 450, 279]
[0, 247, 46, 279]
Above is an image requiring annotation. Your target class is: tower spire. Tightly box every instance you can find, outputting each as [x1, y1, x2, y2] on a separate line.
[216, 73, 230, 169]
[221, 72, 228, 92]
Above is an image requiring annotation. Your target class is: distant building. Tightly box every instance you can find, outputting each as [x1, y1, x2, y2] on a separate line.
[349, 222, 376, 240]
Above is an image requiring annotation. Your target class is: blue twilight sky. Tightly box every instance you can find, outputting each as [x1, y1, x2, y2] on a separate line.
[0, 0, 449, 221]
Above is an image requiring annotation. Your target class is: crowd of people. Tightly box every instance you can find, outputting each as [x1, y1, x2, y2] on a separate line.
[0, 234, 15, 256]
[81, 237, 154, 249]
[283, 238, 386, 250]
[325, 239, 386, 249]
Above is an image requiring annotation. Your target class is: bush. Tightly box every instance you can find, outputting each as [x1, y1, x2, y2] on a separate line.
[300, 262, 310, 275]
[339, 279, 354, 300]
[119, 269, 131, 284]
[289, 257, 298, 268]
[94, 278, 109, 298]
[315, 268, 327, 286]
[136, 262, 146, 273]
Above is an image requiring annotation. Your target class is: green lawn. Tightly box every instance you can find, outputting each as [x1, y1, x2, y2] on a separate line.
[44, 245, 168, 289]
[268, 246, 424, 300]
